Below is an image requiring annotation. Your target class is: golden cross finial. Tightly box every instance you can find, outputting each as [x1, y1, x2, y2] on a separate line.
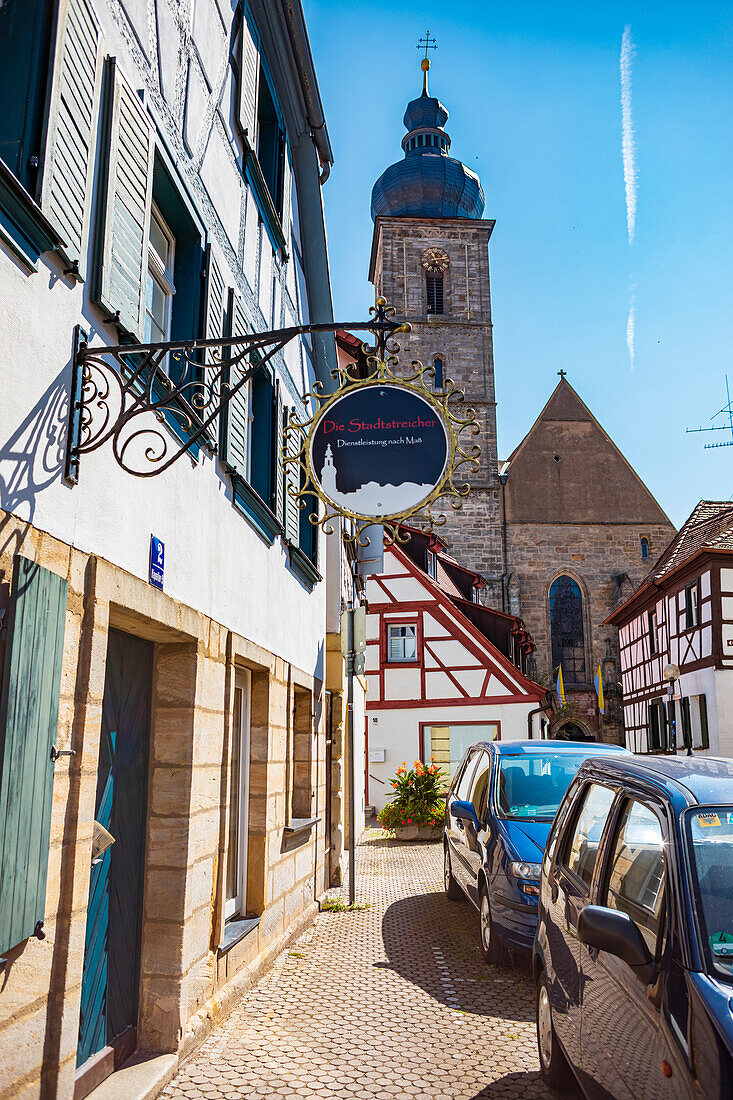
[416, 31, 437, 93]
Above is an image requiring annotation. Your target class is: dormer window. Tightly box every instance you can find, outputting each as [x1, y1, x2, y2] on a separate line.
[472, 585, 481, 604]
[426, 550, 437, 580]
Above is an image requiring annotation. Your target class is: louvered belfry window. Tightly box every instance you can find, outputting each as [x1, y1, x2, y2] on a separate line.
[426, 273, 444, 314]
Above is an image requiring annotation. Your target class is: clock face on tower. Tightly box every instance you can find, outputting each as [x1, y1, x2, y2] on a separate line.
[420, 247, 450, 274]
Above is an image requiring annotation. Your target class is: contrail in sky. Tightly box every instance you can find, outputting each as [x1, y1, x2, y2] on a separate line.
[620, 25, 637, 244]
[626, 294, 636, 371]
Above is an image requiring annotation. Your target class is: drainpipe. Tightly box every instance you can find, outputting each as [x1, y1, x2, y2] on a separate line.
[499, 473, 509, 612]
[527, 705, 546, 740]
[282, 0, 334, 182]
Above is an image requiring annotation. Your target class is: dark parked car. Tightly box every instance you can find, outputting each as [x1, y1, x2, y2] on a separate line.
[443, 740, 629, 963]
[533, 754, 733, 1099]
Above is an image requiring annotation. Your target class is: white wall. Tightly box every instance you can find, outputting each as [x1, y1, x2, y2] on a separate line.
[366, 701, 538, 811]
[0, 251, 325, 677]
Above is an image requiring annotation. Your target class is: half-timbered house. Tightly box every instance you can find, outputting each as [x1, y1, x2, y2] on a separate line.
[606, 501, 733, 758]
[365, 529, 549, 809]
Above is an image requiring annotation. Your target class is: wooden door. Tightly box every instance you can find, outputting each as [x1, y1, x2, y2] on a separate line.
[77, 630, 153, 1073]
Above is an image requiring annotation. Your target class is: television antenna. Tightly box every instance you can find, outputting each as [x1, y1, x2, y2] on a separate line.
[686, 375, 733, 449]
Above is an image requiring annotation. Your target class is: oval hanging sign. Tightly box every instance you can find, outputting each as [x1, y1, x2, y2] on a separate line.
[309, 383, 450, 521]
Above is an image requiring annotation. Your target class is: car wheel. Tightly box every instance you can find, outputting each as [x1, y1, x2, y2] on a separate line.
[444, 844, 462, 900]
[479, 884, 503, 965]
[536, 970, 573, 1091]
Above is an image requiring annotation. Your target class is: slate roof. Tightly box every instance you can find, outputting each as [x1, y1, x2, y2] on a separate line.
[370, 88, 484, 221]
[642, 500, 733, 583]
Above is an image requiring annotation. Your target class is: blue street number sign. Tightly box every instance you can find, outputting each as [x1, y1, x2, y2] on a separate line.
[149, 536, 164, 590]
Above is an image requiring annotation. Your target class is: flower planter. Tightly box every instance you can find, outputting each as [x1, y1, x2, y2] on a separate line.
[390, 824, 442, 841]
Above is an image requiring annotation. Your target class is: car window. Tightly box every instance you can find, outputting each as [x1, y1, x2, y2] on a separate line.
[455, 751, 479, 801]
[562, 783, 616, 890]
[604, 800, 666, 956]
[468, 754, 490, 819]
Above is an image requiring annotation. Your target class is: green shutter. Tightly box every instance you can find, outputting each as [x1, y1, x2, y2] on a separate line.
[224, 295, 251, 476]
[284, 409, 301, 545]
[237, 9, 259, 141]
[93, 58, 154, 339]
[0, 557, 68, 955]
[250, 367, 273, 503]
[274, 381, 284, 523]
[698, 694, 710, 750]
[39, 0, 104, 280]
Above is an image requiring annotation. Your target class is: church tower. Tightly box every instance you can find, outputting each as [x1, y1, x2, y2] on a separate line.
[368, 52, 503, 604]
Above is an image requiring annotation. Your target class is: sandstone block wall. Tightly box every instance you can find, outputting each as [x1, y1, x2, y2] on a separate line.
[506, 521, 676, 742]
[0, 513, 327, 1100]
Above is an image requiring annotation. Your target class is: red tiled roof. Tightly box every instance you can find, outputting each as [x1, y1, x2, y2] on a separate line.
[643, 500, 733, 582]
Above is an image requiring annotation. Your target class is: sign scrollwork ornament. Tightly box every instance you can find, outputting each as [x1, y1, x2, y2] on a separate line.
[283, 299, 481, 545]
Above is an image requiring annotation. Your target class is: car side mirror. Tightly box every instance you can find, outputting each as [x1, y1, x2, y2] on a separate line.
[450, 799, 478, 826]
[578, 905, 654, 981]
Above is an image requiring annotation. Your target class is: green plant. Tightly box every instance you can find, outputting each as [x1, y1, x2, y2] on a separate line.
[321, 898, 370, 912]
[377, 759, 447, 830]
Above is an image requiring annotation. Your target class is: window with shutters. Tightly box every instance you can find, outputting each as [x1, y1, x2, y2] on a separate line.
[387, 624, 418, 663]
[426, 273, 444, 314]
[233, 4, 290, 255]
[0, 0, 103, 274]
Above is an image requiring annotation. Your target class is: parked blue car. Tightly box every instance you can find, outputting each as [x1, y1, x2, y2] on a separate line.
[443, 740, 629, 963]
[533, 754, 733, 1099]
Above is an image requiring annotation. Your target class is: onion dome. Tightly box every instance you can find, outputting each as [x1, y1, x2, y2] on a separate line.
[371, 59, 484, 221]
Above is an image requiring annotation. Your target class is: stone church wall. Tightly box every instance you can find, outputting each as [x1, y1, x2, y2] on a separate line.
[505, 521, 676, 742]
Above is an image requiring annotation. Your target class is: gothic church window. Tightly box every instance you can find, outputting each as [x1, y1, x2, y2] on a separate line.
[549, 575, 587, 685]
[641, 537, 649, 559]
[433, 356, 444, 389]
[426, 273, 444, 314]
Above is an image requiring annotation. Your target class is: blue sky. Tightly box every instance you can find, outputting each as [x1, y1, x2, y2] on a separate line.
[303, 1, 733, 528]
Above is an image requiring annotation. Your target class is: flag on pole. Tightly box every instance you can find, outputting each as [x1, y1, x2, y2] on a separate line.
[556, 665, 566, 706]
[594, 664, 605, 714]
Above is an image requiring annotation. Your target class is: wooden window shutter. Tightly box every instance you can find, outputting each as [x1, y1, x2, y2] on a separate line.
[0, 557, 68, 956]
[204, 244, 225, 363]
[698, 694, 710, 750]
[92, 58, 154, 339]
[281, 143, 292, 249]
[237, 8, 259, 142]
[273, 381, 285, 523]
[284, 409, 301, 545]
[38, 0, 104, 280]
[223, 294, 251, 476]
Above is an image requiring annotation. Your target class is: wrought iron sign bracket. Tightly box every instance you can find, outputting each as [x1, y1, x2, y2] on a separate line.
[64, 298, 409, 484]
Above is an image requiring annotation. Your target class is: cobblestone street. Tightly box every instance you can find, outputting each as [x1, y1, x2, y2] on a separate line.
[162, 832, 559, 1100]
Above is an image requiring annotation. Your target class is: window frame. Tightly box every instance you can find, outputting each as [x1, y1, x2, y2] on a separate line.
[560, 780, 617, 895]
[225, 667, 251, 921]
[598, 795, 669, 960]
[426, 550, 437, 580]
[549, 574, 588, 686]
[647, 608, 657, 655]
[386, 622, 419, 664]
[641, 537, 650, 559]
[684, 579, 700, 630]
[144, 202, 176, 351]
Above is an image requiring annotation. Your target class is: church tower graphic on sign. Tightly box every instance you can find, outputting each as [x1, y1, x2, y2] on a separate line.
[368, 42, 503, 604]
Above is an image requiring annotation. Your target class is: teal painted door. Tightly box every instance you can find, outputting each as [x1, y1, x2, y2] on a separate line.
[78, 630, 153, 1067]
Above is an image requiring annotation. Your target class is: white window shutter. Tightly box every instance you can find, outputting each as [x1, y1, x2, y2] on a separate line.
[281, 143, 292, 251]
[284, 410, 301, 544]
[224, 295, 251, 476]
[237, 12, 259, 142]
[93, 59, 154, 339]
[204, 245, 225, 363]
[39, 0, 104, 280]
[388, 630, 400, 661]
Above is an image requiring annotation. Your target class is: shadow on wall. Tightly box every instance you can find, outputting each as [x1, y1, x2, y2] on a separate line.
[0, 365, 70, 559]
[378, 872, 535, 1022]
